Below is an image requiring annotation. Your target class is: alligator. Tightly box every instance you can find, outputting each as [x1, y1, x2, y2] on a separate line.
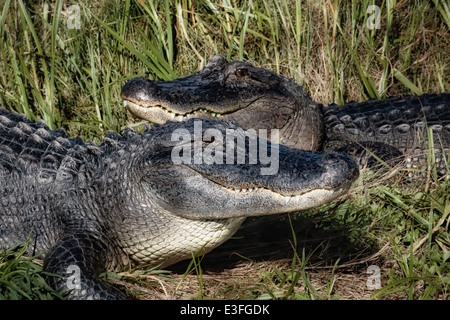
[122, 54, 450, 173]
[0, 107, 358, 299]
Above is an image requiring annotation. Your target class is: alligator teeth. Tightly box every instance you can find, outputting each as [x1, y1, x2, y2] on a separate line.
[124, 101, 224, 120]
[225, 186, 280, 194]
[158, 106, 223, 120]
[225, 186, 260, 193]
[220, 184, 342, 205]
[223, 185, 336, 205]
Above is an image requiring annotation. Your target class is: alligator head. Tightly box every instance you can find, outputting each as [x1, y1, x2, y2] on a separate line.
[121, 55, 325, 151]
[120, 118, 358, 267]
[138, 118, 358, 220]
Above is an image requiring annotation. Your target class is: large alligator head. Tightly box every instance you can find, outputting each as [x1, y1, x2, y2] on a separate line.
[138, 118, 357, 219]
[117, 118, 358, 267]
[121, 55, 324, 151]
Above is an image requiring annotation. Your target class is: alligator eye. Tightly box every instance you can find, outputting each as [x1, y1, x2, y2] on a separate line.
[235, 68, 248, 77]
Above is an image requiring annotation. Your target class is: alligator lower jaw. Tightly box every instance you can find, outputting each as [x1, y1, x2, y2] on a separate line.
[236, 186, 348, 203]
[157, 184, 351, 221]
[124, 100, 224, 124]
[217, 183, 351, 215]
[224, 184, 347, 196]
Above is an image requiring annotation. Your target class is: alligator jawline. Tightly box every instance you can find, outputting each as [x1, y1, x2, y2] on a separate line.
[124, 97, 270, 121]
[223, 184, 348, 200]
[200, 171, 350, 202]
[124, 100, 226, 121]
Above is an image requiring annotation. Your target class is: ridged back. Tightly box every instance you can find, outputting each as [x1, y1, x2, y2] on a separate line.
[0, 108, 101, 180]
[323, 93, 450, 152]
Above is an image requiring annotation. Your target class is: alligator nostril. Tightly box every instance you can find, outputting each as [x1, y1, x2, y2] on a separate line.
[323, 152, 357, 167]
[320, 152, 359, 184]
[321, 153, 342, 165]
[121, 78, 157, 101]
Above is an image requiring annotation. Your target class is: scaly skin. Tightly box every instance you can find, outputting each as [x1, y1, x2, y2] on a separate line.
[0, 108, 358, 299]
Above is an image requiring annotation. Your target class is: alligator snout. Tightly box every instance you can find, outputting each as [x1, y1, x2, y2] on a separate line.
[121, 77, 159, 105]
[269, 147, 359, 196]
[318, 152, 359, 189]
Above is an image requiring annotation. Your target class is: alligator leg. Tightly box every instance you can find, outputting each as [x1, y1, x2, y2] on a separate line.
[43, 231, 126, 300]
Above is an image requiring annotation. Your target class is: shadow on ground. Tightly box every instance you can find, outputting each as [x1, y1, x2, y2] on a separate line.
[170, 210, 379, 273]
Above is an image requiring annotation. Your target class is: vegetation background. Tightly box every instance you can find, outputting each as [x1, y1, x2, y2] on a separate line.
[0, 0, 448, 300]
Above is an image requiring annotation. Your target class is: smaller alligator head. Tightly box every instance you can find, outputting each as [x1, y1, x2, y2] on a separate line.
[121, 55, 324, 150]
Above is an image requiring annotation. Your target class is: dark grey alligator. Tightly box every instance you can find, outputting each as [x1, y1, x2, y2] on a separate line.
[0, 107, 358, 299]
[122, 55, 450, 173]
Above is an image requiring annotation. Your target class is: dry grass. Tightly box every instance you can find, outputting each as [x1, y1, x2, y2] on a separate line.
[126, 261, 379, 300]
[109, 256, 416, 300]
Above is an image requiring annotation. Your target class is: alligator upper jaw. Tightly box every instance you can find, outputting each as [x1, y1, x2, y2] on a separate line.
[120, 57, 302, 126]
[123, 96, 298, 133]
[121, 76, 245, 124]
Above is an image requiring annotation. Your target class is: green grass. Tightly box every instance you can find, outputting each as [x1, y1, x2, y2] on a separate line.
[0, 0, 448, 300]
[0, 240, 62, 300]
